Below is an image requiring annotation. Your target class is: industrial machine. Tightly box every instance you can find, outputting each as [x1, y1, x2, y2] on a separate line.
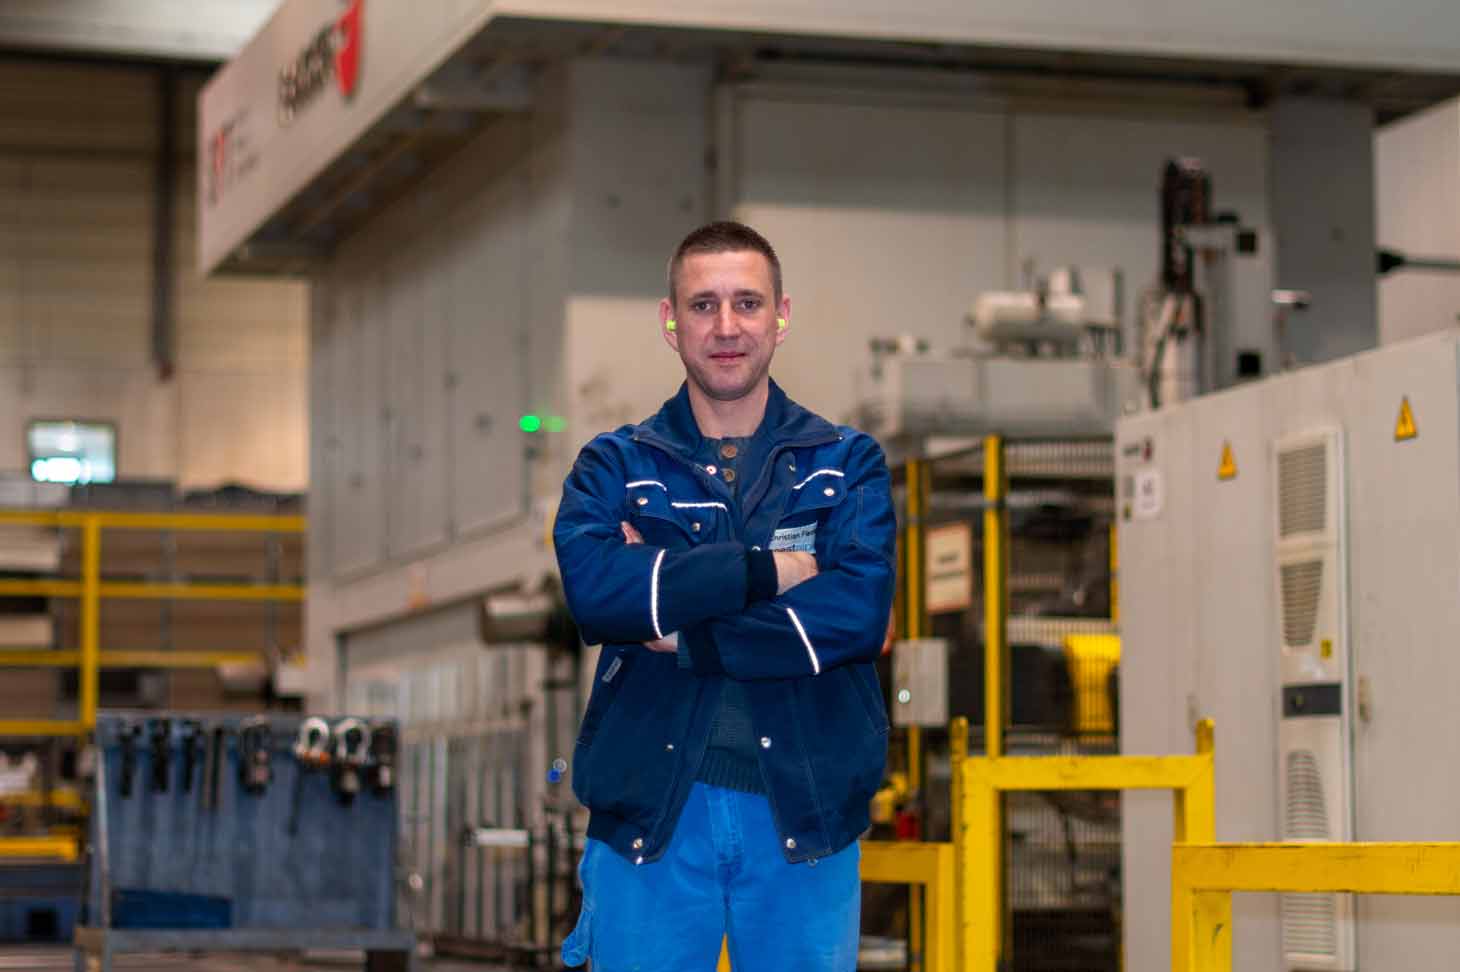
[1118, 328, 1460, 972]
[854, 158, 1274, 460]
[853, 267, 1137, 451]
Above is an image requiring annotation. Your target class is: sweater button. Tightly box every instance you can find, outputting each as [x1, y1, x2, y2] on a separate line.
[823, 487, 835, 497]
[635, 856, 644, 865]
[636, 497, 648, 506]
[665, 743, 675, 751]
[785, 838, 797, 850]
[692, 522, 700, 532]
[706, 465, 717, 475]
[760, 737, 772, 749]
[632, 837, 644, 850]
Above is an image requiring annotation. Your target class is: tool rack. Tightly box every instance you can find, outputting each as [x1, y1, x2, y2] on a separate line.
[74, 713, 414, 972]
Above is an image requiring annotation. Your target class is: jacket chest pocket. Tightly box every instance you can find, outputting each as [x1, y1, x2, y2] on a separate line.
[769, 473, 848, 558]
[626, 484, 727, 548]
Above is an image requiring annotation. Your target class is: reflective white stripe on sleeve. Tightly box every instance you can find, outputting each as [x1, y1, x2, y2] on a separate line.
[626, 480, 667, 490]
[785, 606, 820, 675]
[650, 548, 667, 640]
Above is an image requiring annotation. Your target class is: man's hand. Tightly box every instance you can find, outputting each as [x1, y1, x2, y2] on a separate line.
[772, 550, 818, 595]
[620, 522, 677, 652]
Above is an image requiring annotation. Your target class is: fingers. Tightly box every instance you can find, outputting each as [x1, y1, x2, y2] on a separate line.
[620, 521, 644, 544]
[644, 633, 678, 653]
[772, 550, 819, 595]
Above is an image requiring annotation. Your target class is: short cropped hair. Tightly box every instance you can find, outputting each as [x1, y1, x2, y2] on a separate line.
[667, 220, 783, 306]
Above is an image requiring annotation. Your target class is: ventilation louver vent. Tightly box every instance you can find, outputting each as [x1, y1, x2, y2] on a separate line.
[1280, 560, 1323, 648]
[1282, 749, 1339, 959]
[1283, 893, 1339, 958]
[1283, 750, 1330, 840]
[1278, 444, 1327, 538]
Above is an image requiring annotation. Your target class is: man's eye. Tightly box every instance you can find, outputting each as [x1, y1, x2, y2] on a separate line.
[691, 301, 714, 313]
[737, 299, 761, 312]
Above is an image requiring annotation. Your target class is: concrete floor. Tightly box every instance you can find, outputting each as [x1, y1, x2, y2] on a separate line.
[0, 948, 517, 971]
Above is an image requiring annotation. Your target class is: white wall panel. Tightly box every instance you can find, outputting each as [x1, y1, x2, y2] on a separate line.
[448, 169, 530, 536]
[417, 235, 452, 550]
[333, 266, 388, 573]
[0, 365, 176, 478]
[0, 60, 307, 491]
[386, 246, 426, 559]
[1269, 97, 1377, 363]
[735, 95, 1008, 423]
[565, 60, 711, 435]
[1376, 98, 1460, 346]
[176, 370, 307, 493]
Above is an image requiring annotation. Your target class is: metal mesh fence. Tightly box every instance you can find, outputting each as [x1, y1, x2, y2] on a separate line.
[916, 438, 1119, 972]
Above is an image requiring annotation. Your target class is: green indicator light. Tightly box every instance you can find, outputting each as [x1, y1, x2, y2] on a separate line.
[546, 416, 567, 433]
[519, 414, 542, 433]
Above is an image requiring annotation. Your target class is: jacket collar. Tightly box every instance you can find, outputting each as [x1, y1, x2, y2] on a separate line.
[633, 378, 837, 458]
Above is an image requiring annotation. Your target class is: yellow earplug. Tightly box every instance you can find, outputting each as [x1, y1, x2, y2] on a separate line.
[777, 317, 787, 330]
[666, 319, 677, 332]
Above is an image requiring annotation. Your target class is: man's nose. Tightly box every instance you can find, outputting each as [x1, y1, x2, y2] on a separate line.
[711, 305, 739, 337]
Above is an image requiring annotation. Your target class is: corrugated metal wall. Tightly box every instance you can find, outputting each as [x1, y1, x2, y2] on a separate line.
[0, 59, 308, 491]
[342, 603, 581, 944]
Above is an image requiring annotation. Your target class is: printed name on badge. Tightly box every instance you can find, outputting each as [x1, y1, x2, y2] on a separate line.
[770, 523, 817, 552]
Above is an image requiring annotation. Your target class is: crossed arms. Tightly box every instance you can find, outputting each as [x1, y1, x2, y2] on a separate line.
[553, 435, 897, 680]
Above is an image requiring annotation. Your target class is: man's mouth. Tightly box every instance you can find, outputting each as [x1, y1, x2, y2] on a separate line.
[709, 352, 745, 362]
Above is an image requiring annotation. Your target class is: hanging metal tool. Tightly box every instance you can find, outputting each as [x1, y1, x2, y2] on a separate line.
[288, 716, 332, 835]
[180, 720, 203, 793]
[119, 721, 141, 799]
[330, 718, 370, 805]
[201, 724, 227, 810]
[238, 717, 274, 795]
[149, 718, 173, 794]
[368, 723, 397, 794]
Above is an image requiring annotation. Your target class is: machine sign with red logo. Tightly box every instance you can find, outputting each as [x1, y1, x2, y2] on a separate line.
[278, 0, 363, 126]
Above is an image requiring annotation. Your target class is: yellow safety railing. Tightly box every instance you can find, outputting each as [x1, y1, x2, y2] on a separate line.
[0, 509, 305, 738]
[1173, 842, 1460, 972]
[961, 719, 1215, 972]
[861, 839, 956, 972]
[0, 835, 79, 862]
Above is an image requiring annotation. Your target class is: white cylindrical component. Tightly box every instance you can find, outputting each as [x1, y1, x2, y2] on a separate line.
[971, 291, 1086, 344]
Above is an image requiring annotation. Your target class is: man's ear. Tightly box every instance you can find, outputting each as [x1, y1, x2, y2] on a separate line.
[659, 297, 679, 352]
[774, 295, 791, 346]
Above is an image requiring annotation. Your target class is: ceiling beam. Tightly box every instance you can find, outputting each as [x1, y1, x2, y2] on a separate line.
[0, 0, 280, 63]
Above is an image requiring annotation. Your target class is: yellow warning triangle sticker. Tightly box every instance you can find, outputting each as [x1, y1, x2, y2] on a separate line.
[1217, 441, 1237, 481]
[1395, 396, 1418, 442]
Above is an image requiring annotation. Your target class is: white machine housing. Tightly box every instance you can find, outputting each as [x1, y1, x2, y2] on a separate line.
[1117, 328, 1460, 972]
[854, 352, 1138, 442]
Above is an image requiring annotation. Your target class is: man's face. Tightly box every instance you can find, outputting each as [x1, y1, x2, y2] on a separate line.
[661, 250, 790, 404]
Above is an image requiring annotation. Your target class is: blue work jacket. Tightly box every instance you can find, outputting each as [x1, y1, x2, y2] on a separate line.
[553, 379, 896, 865]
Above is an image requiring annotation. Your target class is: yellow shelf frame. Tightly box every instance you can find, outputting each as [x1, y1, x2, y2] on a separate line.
[0, 835, 79, 862]
[961, 720, 1216, 972]
[1174, 842, 1460, 972]
[0, 508, 305, 737]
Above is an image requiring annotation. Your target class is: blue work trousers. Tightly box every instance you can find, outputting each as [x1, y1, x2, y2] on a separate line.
[563, 783, 860, 971]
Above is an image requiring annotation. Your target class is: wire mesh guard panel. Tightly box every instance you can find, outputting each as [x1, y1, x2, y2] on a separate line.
[1008, 790, 1122, 972]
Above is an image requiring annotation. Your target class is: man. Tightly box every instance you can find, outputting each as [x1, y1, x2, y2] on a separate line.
[554, 221, 895, 971]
